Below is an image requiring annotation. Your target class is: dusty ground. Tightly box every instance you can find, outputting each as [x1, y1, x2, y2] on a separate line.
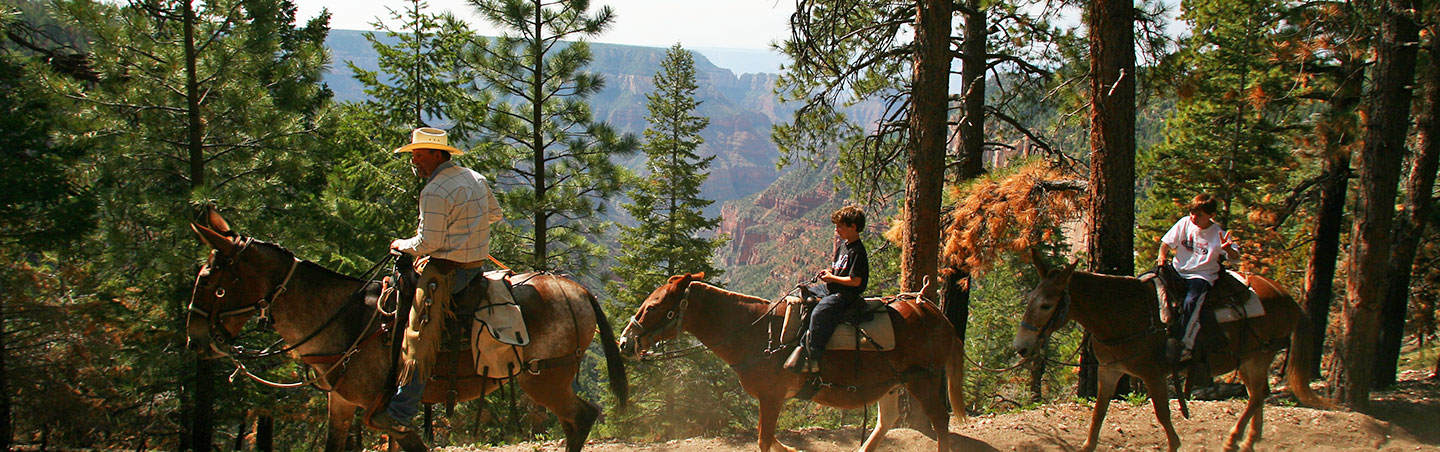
[454, 372, 1440, 452]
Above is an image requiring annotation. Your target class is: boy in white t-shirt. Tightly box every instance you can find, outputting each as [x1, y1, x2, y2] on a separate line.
[1157, 193, 1239, 362]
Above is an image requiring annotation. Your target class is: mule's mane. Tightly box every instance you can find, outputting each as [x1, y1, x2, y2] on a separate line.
[689, 282, 777, 307]
[249, 239, 366, 283]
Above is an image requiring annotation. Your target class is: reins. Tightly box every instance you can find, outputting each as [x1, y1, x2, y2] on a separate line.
[629, 284, 796, 362]
[197, 246, 400, 389]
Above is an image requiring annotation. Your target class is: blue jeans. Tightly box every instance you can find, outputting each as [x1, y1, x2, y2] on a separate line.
[1177, 277, 1210, 348]
[389, 268, 483, 422]
[804, 284, 860, 359]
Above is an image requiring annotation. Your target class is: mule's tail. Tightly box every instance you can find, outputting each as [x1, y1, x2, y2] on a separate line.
[588, 293, 630, 411]
[1287, 306, 1339, 410]
[947, 337, 967, 421]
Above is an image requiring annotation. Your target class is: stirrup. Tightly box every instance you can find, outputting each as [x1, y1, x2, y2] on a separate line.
[368, 411, 413, 435]
[783, 346, 819, 374]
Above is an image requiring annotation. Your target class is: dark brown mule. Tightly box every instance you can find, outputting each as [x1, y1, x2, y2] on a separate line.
[617, 273, 965, 452]
[184, 209, 627, 452]
[1013, 250, 1334, 452]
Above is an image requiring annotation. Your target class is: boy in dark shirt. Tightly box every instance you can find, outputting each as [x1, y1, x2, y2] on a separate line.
[785, 205, 870, 374]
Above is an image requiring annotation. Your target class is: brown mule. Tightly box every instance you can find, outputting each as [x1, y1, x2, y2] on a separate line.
[184, 208, 627, 452]
[618, 273, 965, 452]
[1013, 249, 1334, 452]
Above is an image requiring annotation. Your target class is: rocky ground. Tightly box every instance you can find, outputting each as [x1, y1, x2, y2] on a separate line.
[449, 371, 1440, 452]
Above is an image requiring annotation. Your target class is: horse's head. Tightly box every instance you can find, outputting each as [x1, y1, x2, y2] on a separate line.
[185, 207, 299, 358]
[1014, 248, 1078, 359]
[618, 272, 704, 359]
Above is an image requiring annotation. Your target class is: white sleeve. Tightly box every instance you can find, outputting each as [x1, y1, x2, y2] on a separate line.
[1161, 218, 1185, 249]
[394, 187, 447, 256]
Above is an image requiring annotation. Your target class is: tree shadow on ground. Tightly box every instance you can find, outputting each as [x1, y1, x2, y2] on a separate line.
[1362, 376, 1440, 445]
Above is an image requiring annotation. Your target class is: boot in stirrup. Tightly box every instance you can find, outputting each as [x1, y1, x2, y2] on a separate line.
[783, 346, 819, 374]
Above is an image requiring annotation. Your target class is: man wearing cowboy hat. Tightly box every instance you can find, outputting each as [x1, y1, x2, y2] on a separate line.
[375, 127, 503, 433]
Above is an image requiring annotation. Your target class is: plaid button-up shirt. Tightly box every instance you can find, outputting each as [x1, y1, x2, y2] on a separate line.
[394, 161, 503, 263]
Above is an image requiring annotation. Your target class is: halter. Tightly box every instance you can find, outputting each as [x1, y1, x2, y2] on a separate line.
[624, 285, 692, 346]
[624, 283, 793, 362]
[188, 237, 301, 327]
[1019, 290, 1071, 339]
[187, 239, 399, 389]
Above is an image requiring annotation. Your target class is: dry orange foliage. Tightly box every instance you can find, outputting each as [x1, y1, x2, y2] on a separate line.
[938, 160, 1083, 276]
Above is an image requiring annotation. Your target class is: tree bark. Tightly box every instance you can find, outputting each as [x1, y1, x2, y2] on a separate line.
[256, 413, 274, 452]
[1303, 154, 1350, 378]
[956, 0, 986, 182]
[1331, 0, 1421, 409]
[1, 277, 9, 452]
[894, 0, 952, 433]
[940, 267, 970, 341]
[1078, 0, 1136, 397]
[1375, 34, 1440, 388]
[530, 4, 548, 271]
[899, 0, 951, 301]
[1300, 59, 1362, 380]
[182, 0, 215, 449]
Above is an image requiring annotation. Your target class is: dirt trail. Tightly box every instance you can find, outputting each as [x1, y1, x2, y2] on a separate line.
[453, 374, 1440, 452]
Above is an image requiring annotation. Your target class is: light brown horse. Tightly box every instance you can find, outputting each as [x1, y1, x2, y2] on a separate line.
[184, 209, 627, 452]
[1013, 250, 1334, 452]
[617, 273, 965, 452]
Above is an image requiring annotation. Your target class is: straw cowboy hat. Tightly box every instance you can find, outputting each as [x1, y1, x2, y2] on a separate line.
[393, 127, 464, 155]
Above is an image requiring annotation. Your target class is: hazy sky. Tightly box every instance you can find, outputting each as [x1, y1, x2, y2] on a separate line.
[294, 0, 796, 51]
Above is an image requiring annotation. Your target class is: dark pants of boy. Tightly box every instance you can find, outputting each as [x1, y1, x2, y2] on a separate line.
[804, 284, 860, 361]
[1175, 277, 1210, 348]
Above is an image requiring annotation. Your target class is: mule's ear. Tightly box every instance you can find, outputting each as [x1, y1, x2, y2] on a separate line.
[203, 205, 231, 233]
[1056, 260, 1080, 285]
[689, 272, 705, 281]
[1029, 247, 1051, 278]
[191, 223, 235, 255]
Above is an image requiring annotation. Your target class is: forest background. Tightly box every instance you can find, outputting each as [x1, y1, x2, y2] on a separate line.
[2, 0, 1440, 450]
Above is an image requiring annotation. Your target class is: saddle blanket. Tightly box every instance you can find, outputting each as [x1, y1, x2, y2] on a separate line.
[470, 271, 529, 378]
[1155, 270, 1266, 325]
[780, 296, 896, 351]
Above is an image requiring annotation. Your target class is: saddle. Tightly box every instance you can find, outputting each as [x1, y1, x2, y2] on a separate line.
[396, 261, 533, 382]
[1153, 265, 1264, 327]
[779, 295, 896, 352]
[443, 271, 532, 379]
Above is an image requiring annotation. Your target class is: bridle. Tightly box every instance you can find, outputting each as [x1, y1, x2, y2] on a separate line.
[1019, 289, 1072, 344]
[187, 236, 399, 389]
[624, 285, 693, 348]
[189, 236, 301, 349]
[623, 282, 792, 362]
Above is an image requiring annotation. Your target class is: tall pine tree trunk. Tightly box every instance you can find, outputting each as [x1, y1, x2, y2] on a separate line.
[1331, 0, 1421, 409]
[1303, 153, 1350, 378]
[1375, 34, 1440, 388]
[182, 0, 214, 448]
[2, 283, 9, 451]
[900, 0, 951, 300]
[1078, 0, 1136, 398]
[256, 413, 274, 452]
[530, 4, 548, 271]
[1302, 60, 1361, 379]
[957, 0, 986, 182]
[895, 0, 951, 433]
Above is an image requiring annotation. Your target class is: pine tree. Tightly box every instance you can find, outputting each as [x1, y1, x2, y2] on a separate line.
[611, 44, 723, 302]
[1138, 0, 1297, 272]
[466, 0, 638, 272]
[37, 0, 332, 447]
[1332, 0, 1422, 409]
[313, 0, 485, 273]
[604, 46, 730, 437]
